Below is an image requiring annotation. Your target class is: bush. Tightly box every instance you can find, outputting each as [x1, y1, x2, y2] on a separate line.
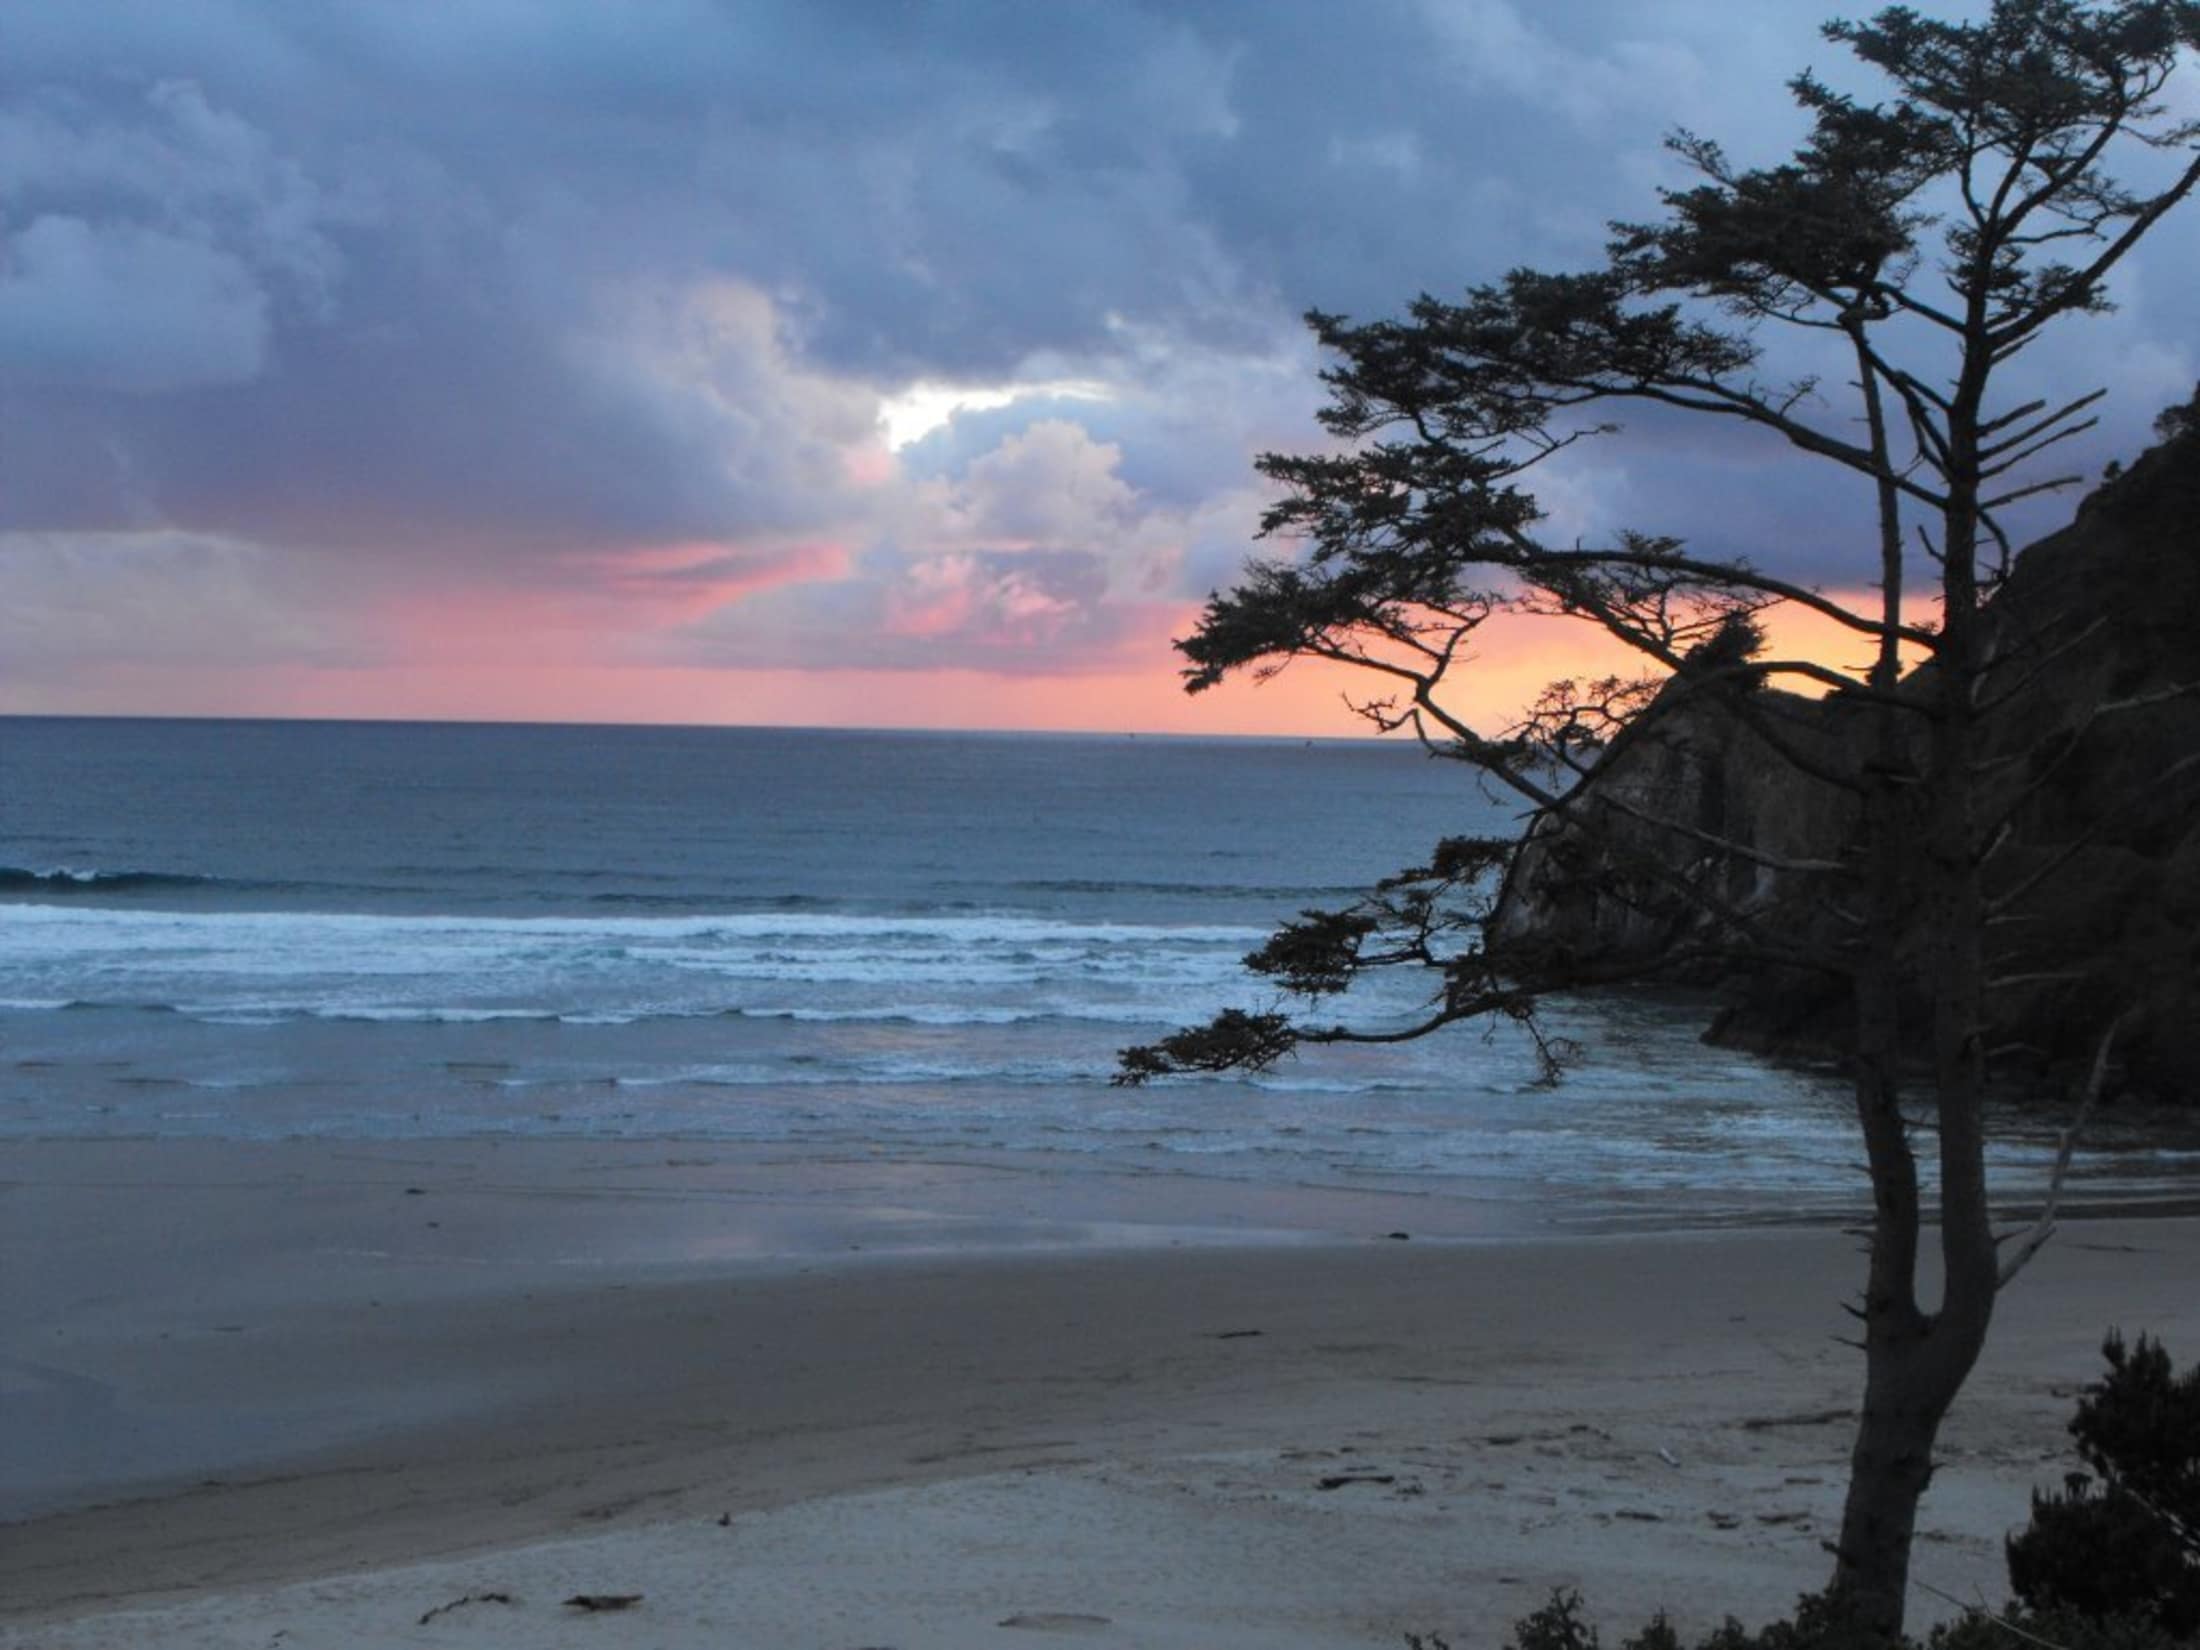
[1407, 1344, 2199, 1650]
[2006, 1333, 2200, 1638]
[1412, 1590, 2184, 1650]
[2153, 383, 2199, 444]
[1407, 1589, 1893, 1650]
[1929, 1602, 2188, 1650]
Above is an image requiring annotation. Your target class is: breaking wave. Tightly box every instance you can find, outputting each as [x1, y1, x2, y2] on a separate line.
[0, 865, 216, 894]
[0, 900, 1287, 1032]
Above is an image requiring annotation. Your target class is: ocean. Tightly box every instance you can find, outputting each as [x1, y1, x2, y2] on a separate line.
[2, 717, 2187, 1226]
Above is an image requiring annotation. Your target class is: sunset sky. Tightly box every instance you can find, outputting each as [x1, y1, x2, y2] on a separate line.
[4, 2, 2196, 736]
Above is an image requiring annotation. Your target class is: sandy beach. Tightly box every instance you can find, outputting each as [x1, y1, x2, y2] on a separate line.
[5, 1138, 2197, 1648]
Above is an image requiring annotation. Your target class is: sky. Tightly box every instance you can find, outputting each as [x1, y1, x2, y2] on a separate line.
[2, 2, 2196, 736]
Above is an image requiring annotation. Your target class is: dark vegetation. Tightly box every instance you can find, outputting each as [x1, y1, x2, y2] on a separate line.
[1492, 416, 2200, 1101]
[1416, 1592, 2189, 1650]
[2008, 1333, 2200, 1636]
[1119, 1, 2200, 1635]
[1407, 1337, 2200, 1649]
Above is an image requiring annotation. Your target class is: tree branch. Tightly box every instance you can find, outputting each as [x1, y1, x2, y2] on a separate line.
[1997, 1009, 2132, 1289]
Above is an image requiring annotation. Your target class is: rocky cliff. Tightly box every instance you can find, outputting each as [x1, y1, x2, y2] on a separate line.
[1491, 420, 2200, 1102]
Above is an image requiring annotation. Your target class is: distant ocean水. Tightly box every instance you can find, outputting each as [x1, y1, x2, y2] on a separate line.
[2, 718, 2186, 1225]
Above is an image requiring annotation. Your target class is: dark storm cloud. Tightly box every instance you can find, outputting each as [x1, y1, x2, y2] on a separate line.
[0, 3, 1746, 525]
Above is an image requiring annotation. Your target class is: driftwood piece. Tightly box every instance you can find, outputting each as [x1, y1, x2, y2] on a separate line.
[563, 1593, 644, 1612]
[417, 1590, 514, 1625]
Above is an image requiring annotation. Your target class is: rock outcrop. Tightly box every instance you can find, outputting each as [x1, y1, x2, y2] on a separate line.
[1492, 421, 2200, 1102]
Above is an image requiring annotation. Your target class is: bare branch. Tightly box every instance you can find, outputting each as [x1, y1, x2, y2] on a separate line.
[1981, 417, 2102, 482]
[1978, 389, 2105, 458]
[1508, 531, 1932, 650]
[2095, 679, 2200, 717]
[1997, 1009, 2132, 1289]
[1980, 469, 2088, 509]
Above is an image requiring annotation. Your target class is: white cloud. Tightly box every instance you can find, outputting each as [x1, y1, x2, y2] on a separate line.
[946, 419, 1138, 548]
[878, 378, 1111, 451]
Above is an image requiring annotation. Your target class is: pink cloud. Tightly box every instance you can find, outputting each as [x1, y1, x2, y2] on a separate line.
[882, 552, 1082, 644]
[359, 539, 849, 665]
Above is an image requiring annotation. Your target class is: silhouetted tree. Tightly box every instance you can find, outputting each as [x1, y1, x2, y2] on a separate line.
[1121, 2, 2200, 1635]
[2155, 381, 2200, 441]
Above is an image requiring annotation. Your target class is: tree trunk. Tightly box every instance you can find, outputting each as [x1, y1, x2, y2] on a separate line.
[1831, 1309, 1993, 1637]
[1828, 384, 2001, 1639]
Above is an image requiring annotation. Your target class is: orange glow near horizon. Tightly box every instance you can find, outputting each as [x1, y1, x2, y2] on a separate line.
[8, 590, 1926, 738]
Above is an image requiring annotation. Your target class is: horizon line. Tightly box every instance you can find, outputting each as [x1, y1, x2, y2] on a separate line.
[0, 709, 1408, 745]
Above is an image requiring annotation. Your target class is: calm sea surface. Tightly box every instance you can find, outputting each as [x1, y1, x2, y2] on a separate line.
[2, 717, 2188, 1224]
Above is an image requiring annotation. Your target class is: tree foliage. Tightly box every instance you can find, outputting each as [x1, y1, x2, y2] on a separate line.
[1413, 1581, 2190, 1650]
[2156, 381, 2200, 441]
[2007, 1333, 2200, 1635]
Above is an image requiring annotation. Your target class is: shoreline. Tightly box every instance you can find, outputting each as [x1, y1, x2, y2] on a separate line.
[7, 1138, 2199, 1645]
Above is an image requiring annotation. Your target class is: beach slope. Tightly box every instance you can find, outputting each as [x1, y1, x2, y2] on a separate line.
[5, 1141, 2196, 1647]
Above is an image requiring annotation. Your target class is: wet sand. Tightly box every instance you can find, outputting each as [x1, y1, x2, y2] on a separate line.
[5, 1137, 2196, 1647]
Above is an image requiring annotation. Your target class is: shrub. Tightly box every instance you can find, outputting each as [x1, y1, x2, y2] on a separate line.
[2006, 1333, 2200, 1638]
[1409, 1587, 2187, 1650]
[1928, 1602, 2186, 1650]
[1409, 1343, 2200, 1650]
